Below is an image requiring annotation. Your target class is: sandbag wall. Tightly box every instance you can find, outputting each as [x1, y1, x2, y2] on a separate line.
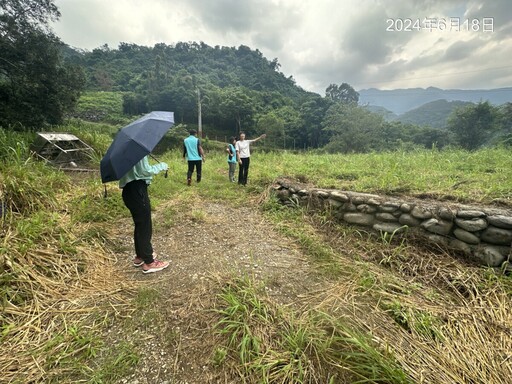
[273, 178, 512, 268]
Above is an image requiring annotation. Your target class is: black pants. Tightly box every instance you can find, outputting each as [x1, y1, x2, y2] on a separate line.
[238, 157, 250, 185]
[187, 160, 202, 182]
[122, 180, 154, 264]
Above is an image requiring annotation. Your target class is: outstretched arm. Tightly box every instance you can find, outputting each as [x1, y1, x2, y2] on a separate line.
[138, 156, 168, 176]
[252, 133, 267, 142]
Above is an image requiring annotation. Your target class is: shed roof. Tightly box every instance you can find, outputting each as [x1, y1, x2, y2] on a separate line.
[36, 132, 82, 142]
[31, 132, 94, 166]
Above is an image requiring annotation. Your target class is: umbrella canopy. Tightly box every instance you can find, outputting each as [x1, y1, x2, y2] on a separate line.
[100, 111, 174, 183]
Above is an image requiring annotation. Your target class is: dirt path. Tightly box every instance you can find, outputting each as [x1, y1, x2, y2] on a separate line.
[110, 197, 323, 383]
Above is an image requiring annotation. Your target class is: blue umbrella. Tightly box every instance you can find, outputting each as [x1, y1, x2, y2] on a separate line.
[100, 111, 174, 183]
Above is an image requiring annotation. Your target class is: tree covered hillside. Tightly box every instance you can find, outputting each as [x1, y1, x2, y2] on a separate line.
[397, 99, 474, 129]
[0, 1, 85, 128]
[65, 42, 337, 147]
[66, 42, 303, 98]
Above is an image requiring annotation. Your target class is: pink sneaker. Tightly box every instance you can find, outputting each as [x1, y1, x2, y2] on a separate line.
[142, 259, 169, 274]
[133, 257, 144, 267]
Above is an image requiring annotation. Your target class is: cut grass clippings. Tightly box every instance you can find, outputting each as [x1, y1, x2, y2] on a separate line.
[0, 217, 137, 383]
[0, 187, 137, 383]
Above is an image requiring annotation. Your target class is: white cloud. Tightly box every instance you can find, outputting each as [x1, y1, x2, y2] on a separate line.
[51, 0, 512, 93]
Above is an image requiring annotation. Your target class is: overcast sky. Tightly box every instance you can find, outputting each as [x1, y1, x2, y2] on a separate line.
[51, 0, 512, 94]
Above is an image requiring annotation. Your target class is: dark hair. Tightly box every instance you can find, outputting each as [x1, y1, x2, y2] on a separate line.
[189, 129, 197, 135]
[229, 136, 236, 143]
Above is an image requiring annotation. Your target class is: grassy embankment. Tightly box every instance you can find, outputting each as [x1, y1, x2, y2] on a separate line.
[1, 117, 511, 383]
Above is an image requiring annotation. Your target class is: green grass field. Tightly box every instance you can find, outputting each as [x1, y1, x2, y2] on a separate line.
[147, 143, 512, 206]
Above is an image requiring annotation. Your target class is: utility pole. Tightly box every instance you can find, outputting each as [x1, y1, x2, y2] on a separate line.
[197, 88, 202, 138]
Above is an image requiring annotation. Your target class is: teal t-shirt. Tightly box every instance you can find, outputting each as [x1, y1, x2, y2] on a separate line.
[183, 135, 202, 161]
[227, 143, 237, 163]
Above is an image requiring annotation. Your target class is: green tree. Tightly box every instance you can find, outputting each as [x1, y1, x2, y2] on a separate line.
[0, 0, 85, 128]
[325, 83, 359, 104]
[323, 103, 384, 153]
[490, 102, 512, 146]
[447, 101, 497, 150]
[299, 94, 332, 148]
[254, 106, 301, 149]
[0, 0, 60, 29]
[409, 125, 454, 149]
[218, 87, 255, 135]
[123, 92, 148, 115]
[256, 111, 284, 149]
[273, 105, 302, 149]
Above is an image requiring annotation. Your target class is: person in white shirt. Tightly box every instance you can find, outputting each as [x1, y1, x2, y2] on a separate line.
[235, 132, 266, 185]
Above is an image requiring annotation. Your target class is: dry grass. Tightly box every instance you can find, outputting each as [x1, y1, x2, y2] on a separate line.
[0, 215, 136, 383]
[309, 271, 512, 383]
[296, 213, 512, 384]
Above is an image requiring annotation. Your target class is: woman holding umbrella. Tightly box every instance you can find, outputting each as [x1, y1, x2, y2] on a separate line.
[100, 111, 175, 274]
[120, 155, 170, 274]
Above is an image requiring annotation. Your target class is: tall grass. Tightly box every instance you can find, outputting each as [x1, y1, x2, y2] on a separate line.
[215, 276, 412, 383]
[44, 120, 512, 204]
[249, 147, 512, 203]
[0, 129, 70, 214]
[253, 195, 512, 383]
[123, 142, 512, 206]
[0, 127, 137, 383]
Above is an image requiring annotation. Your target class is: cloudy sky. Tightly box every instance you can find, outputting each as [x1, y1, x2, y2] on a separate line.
[51, 0, 512, 94]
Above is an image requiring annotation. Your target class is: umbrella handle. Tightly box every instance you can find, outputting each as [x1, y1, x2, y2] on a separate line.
[149, 154, 167, 178]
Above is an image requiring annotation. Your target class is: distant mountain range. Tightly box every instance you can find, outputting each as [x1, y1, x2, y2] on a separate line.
[358, 86, 512, 115]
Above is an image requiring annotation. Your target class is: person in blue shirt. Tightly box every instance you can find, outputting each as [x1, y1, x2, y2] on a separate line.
[183, 129, 205, 186]
[119, 155, 169, 274]
[226, 136, 237, 182]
